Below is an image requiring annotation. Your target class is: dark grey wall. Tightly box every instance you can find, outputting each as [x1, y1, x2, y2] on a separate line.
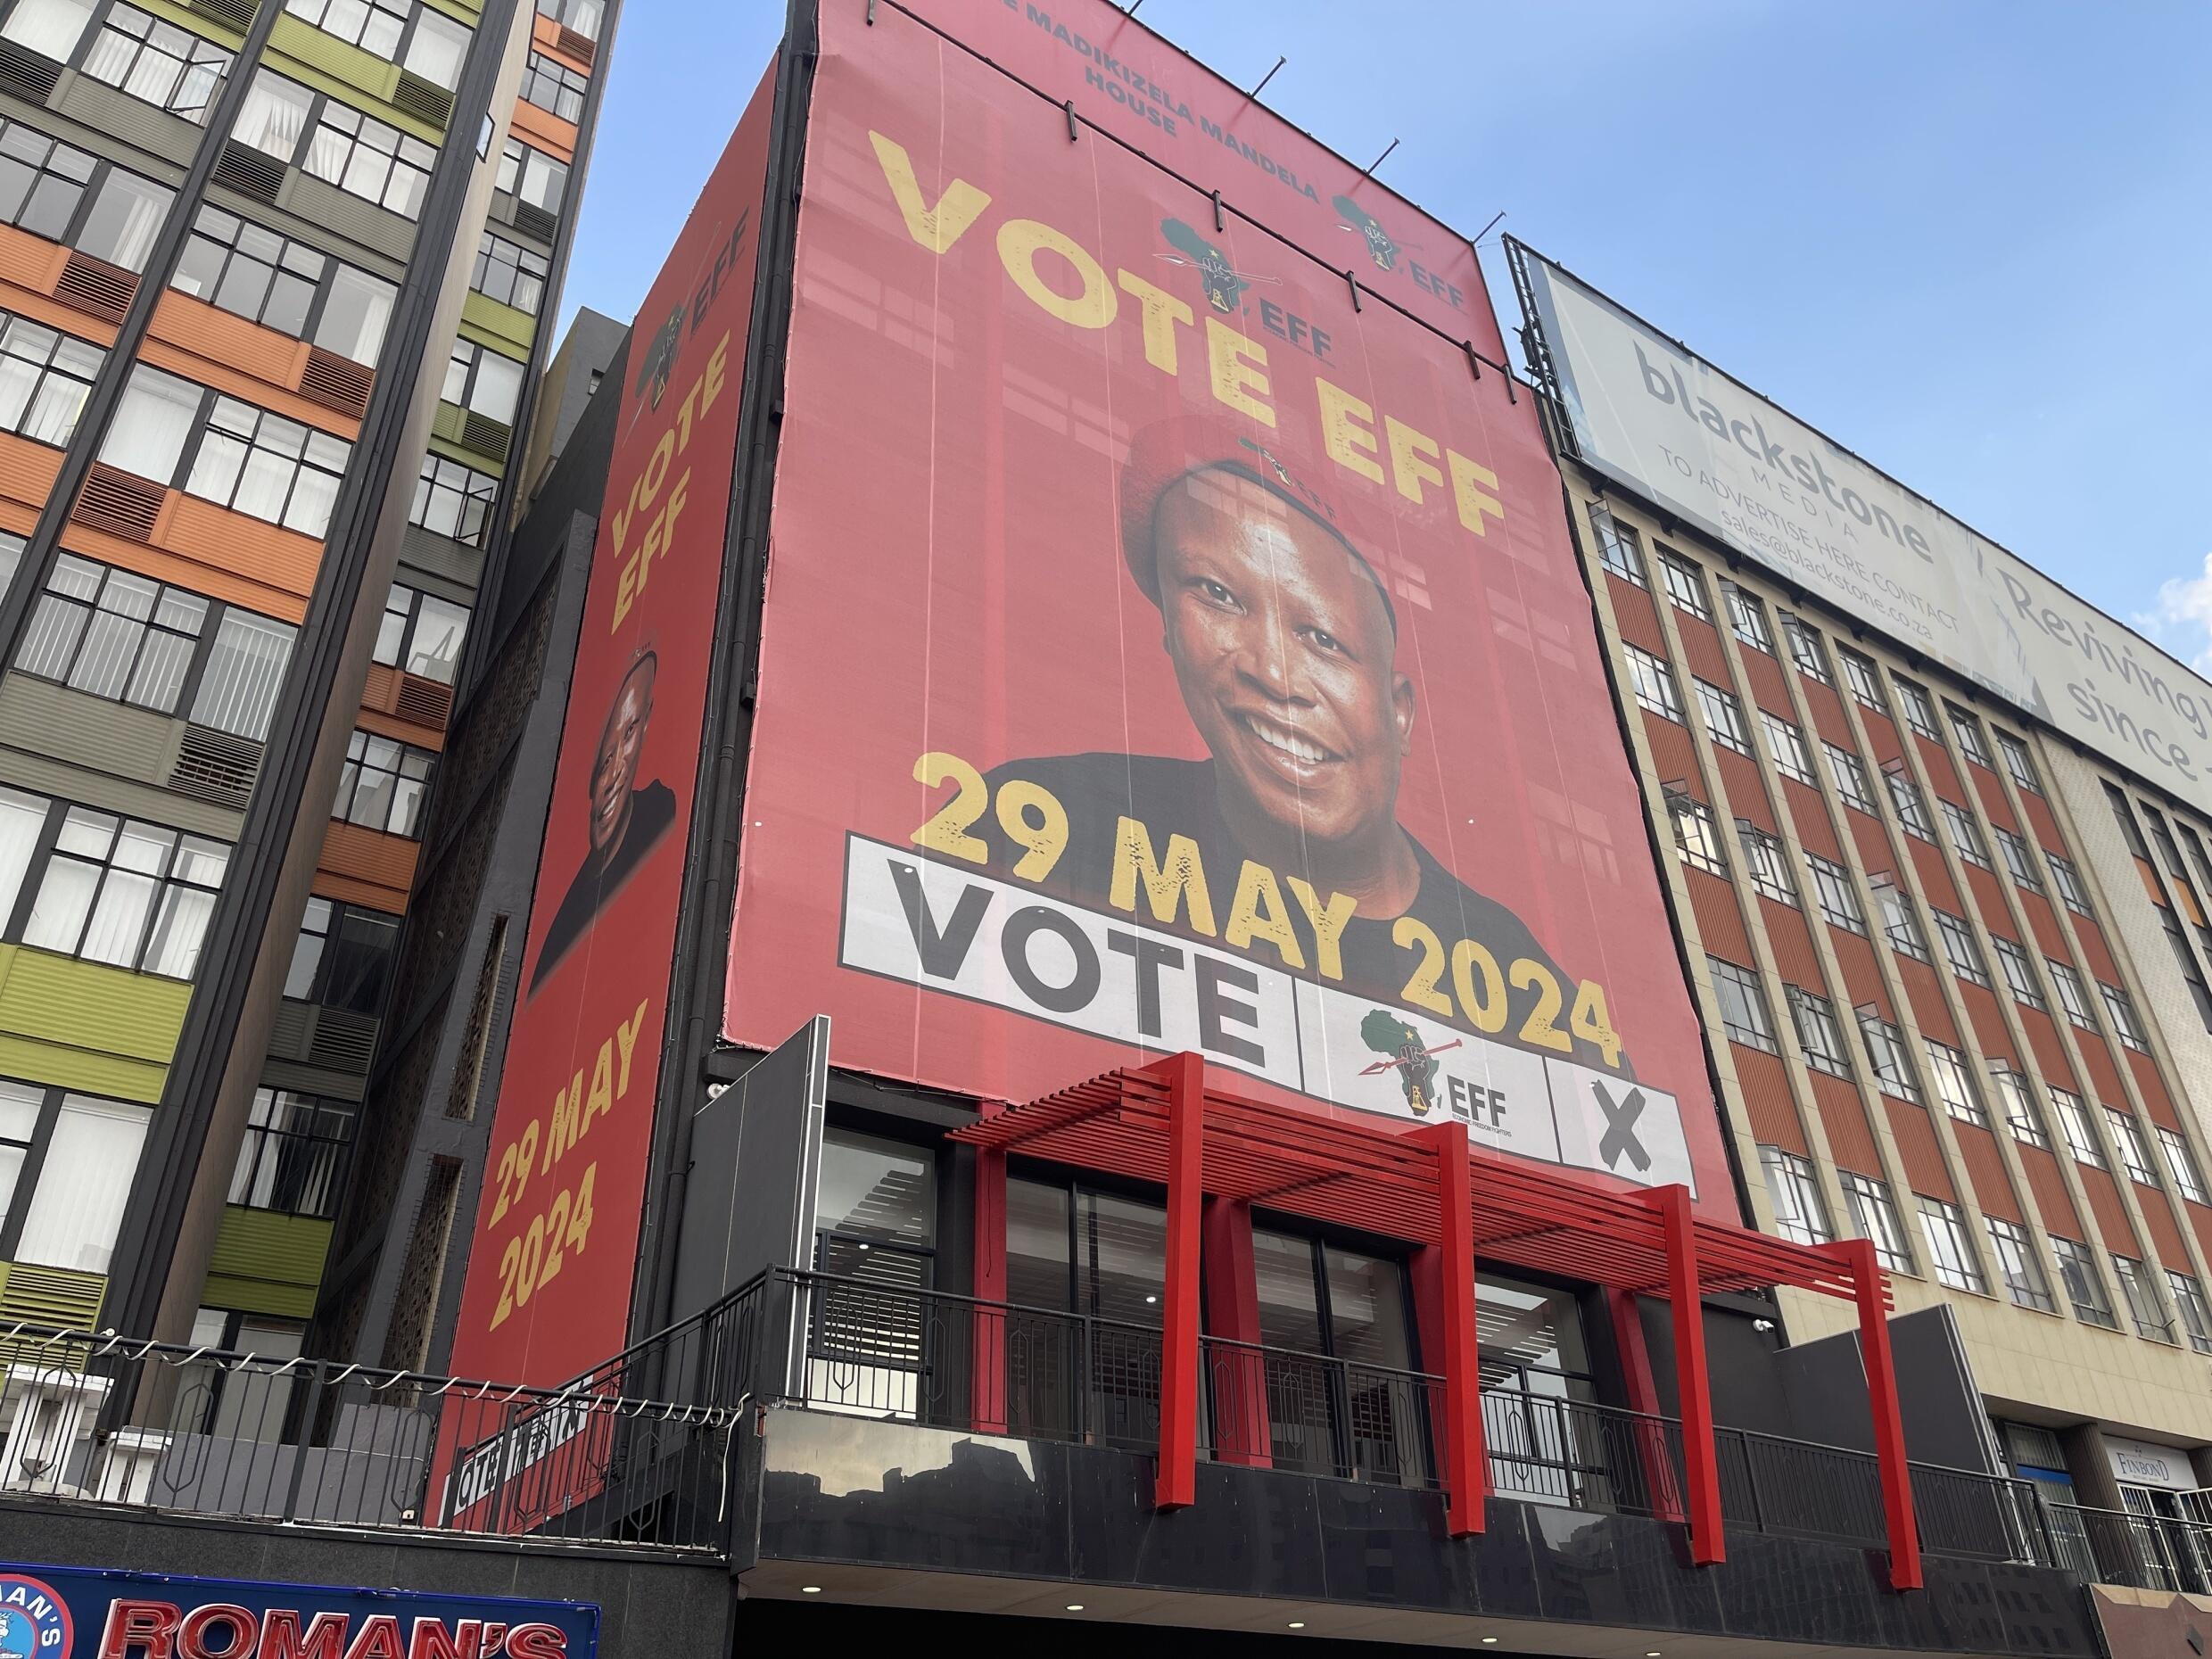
[0, 1501, 729, 1659]
[1775, 1305, 1996, 1472]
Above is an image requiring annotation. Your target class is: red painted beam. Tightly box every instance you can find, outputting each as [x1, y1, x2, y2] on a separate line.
[1201, 1198, 1269, 1466]
[972, 1146, 1008, 1434]
[1418, 1119, 1486, 1535]
[1835, 1238, 1923, 1591]
[1155, 1051, 1205, 1510]
[1650, 1184, 1723, 1564]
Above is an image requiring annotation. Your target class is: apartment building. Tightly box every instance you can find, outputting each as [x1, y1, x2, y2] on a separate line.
[1510, 242, 2212, 1596]
[0, 0, 615, 1358]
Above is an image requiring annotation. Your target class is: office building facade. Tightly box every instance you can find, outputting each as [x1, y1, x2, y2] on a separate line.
[0, 0, 615, 1360]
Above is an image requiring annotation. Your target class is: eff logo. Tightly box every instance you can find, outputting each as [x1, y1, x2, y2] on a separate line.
[0, 1575, 72, 1659]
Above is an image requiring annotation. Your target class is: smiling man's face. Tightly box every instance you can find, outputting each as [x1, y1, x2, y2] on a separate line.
[1153, 468, 1413, 853]
[590, 660, 655, 862]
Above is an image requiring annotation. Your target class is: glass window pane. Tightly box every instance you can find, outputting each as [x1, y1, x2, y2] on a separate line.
[1077, 1189, 1164, 1325]
[101, 366, 201, 483]
[815, 1130, 933, 1245]
[2, 0, 96, 62]
[1004, 1176, 1069, 1312]
[1251, 1228, 1324, 1353]
[314, 265, 395, 365]
[15, 1095, 150, 1274]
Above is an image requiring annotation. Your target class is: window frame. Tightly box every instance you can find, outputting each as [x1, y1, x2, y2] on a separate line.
[11, 800, 230, 979]
[1996, 730, 2042, 794]
[1940, 798, 1992, 869]
[1859, 1015, 1919, 1103]
[1706, 956, 1776, 1052]
[1622, 642, 1681, 722]
[330, 727, 434, 838]
[0, 1077, 153, 1272]
[1837, 646, 1886, 712]
[232, 70, 435, 220]
[1992, 936, 2045, 1011]
[169, 205, 396, 367]
[470, 227, 549, 315]
[371, 581, 469, 686]
[1876, 884, 1930, 962]
[0, 308, 103, 448]
[1758, 1145, 1831, 1246]
[518, 47, 586, 120]
[1946, 704, 1993, 768]
[1737, 821, 1797, 907]
[2048, 1234, 2117, 1329]
[1993, 1068, 2050, 1150]
[2050, 1088, 2107, 1171]
[2158, 1127, 2210, 1206]
[1886, 768, 1935, 839]
[0, 111, 175, 271]
[1656, 549, 1710, 620]
[2048, 854, 2094, 918]
[1721, 581, 1773, 653]
[1983, 1215, 2056, 1314]
[1824, 741, 1878, 813]
[1924, 1039, 1985, 1127]
[101, 365, 354, 540]
[1589, 503, 1646, 587]
[1894, 677, 1941, 741]
[1668, 794, 1726, 878]
[1779, 614, 1832, 684]
[1932, 909, 1989, 987]
[1915, 1195, 1986, 1294]
[1808, 854, 1867, 935]
[442, 336, 525, 425]
[2106, 1107, 2159, 1188]
[228, 1085, 356, 1218]
[1993, 826, 2043, 892]
[1695, 678, 1750, 754]
[2167, 1269, 2212, 1354]
[2100, 981, 2148, 1051]
[496, 135, 568, 216]
[1840, 1171, 1913, 1274]
[77, 4, 232, 127]
[1787, 986, 1853, 1078]
[1761, 710, 1815, 785]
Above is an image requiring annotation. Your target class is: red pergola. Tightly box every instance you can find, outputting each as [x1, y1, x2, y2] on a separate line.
[951, 1052, 1923, 1591]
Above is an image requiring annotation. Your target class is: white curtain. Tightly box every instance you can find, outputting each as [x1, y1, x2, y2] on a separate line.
[0, 787, 48, 925]
[15, 1097, 150, 1274]
[191, 611, 295, 739]
[0, 0, 95, 63]
[99, 367, 201, 485]
[231, 71, 310, 161]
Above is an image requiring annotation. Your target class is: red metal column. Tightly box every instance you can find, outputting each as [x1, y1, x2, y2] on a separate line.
[1201, 1197, 1269, 1466]
[973, 1146, 1008, 1434]
[1605, 1286, 1684, 1525]
[1156, 1051, 1205, 1510]
[1836, 1237, 1923, 1590]
[1417, 1119, 1486, 1535]
[1649, 1183, 1723, 1564]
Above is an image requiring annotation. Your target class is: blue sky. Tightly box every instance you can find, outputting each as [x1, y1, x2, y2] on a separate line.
[559, 1, 2212, 664]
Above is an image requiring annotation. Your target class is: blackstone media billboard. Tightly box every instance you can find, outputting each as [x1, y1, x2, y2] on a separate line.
[447, 63, 776, 1386]
[722, 0, 1737, 1215]
[1516, 246, 2212, 818]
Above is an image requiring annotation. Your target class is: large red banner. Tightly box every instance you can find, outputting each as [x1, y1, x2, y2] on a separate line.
[448, 61, 777, 1387]
[724, 4, 1736, 1214]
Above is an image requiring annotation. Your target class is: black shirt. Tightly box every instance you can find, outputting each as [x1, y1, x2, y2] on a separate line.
[978, 753, 1624, 1074]
[530, 780, 678, 995]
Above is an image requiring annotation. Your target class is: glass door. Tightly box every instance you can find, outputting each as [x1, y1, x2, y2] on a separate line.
[1247, 1227, 1420, 1482]
[805, 1130, 935, 1418]
[1003, 1176, 1166, 1447]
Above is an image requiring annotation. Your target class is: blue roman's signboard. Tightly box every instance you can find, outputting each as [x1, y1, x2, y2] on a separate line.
[0, 1565, 597, 1659]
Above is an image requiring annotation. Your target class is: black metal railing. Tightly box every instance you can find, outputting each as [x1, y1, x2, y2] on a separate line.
[1199, 1336, 1442, 1487]
[2043, 1500, 2212, 1592]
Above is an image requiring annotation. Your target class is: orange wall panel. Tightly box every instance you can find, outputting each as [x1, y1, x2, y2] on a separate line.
[156, 493, 324, 613]
[1828, 931, 1885, 1010]
[1761, 902, 1821, 985]
[1972, 768, 2018, 832]
[510, 99, 577, 163]
[1886, 1099, 1951, 1197]
[1686, 866, 1750, 961]
[1608, 577, 1663, 651]
[2018, 1146, 2082, 1235]
[531, 11, 595, 73]
[356, 704, 446, 752]
[1784, 779, 1840, 860]
[1732, 1044, 1805, 1154]
[138, 326, 360, 442]
[2079, 1168, 2140, 1257]
[1954, 1124, 2019, 1222]
[1676, 614, 1729, 683]
[0, 431, 62, 516]
[1898, 958, 1960, 1044]
[2138, 1190, 2192, 1274]
[1812, 1072, 1881, 1176]
[318, 820, 418, 909]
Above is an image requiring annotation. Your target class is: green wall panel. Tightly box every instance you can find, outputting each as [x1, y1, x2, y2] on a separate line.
[461, 291, 537, 357]
[205, 1207, 332, 1319]
[0, 1260, 107, 1330]
[267, 16, 444, 144]
[133, 0, 243, 49]
[0, 945, 190, 1102]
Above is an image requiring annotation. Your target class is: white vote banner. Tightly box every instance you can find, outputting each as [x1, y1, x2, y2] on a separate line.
[1518, 250, 2212, 818]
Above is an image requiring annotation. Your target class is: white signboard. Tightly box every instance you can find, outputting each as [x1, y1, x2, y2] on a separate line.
[1518, 250, 2212, 818]
[2105, 1434, 2200, 1492]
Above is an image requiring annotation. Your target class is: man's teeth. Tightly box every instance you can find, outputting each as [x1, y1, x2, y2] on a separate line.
[1244, 715, 1328, 764]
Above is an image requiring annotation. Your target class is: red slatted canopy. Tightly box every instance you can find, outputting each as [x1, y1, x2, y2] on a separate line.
[950, 1065, 1877, 1306]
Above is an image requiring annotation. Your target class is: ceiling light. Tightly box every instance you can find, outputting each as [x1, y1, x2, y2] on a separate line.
[1065, 1605, 1085, 1613]
[1287, 1622, 1305, 1630]
[799, 1587, 821, 1595]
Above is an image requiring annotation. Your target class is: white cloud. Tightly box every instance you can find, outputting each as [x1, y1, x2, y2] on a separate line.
[2133, 553, 2212, 676]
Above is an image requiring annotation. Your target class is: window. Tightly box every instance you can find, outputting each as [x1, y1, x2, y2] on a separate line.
[305, 99, 434, 219]
[1589, 504, 1645, 585]
[497, 136, 567, 213]
[284, 0, 407, 58]
[2159, 1127, 2209, 1206]
[12, 1093, 150, 1274]
[442, 338, 524, 425]
[520, 49, 586, 120]
[230, 1087, 353, 1217]
[332, 729, 433, 838]
[1721, 581, 1772, 653]
[1825, 742, 1878, 813]
[1940, 799, 1991, 869]
[1933, 910, 1988, 986]
[1838, 646, 1886, 712]
[1984, 1217, 2056, 1313]
[373, 582, 469, 685]
[1622, 643, 1681, 722]
[17, 553, 202, 711]
[1788, 986, 1852, 1077]
[1895, 677, 1940, 740]
[1840, 1173, 1913, 1273]
[230, 70, 315, 163]
[2047, 960, 2094, 1029]
[536, 0, 601, 31]
[2051, 1089, 2106, 1170]
[1993, 1069, 2049, 1149]
[410, 453, 497, 546]
[1993, 937, 2044, 1010]
[21, 807, 228, 978]
[2167, 1270, 2212, 1355]
[1706, 956, 1775, 1052]
[1877, 885, 1929, 961]
[2103, 1109, 2157, 1187]
[0, 311, 101, 446]
[1925, 1040, 1985, 1127]
[1780, 615, 1831, 683]
[1860, 1016, 1919, 1102]
[169, 208, 396, 367]
[1669, 795, 1726, 877]
[1994, 827, 2042, 892]
[1809, 854, 1866, 934]
[471, 229, 548, 315]
[2049, 854, 2094, 918]
[0, 1079, 33, 1235]
[1757, 1146, 1830, 1244]
[1, 0, 95, 61]
[191, 609, 294, 740]
[1762, 712, 1814, 784]
[2101, 982, 2147, 1050]
[1737, 823, 1796, 905]
[0, 787, 46, 928]
[100, 362, 202, 484]
[1997, 730, 2042, 794]
[185, 395, 352, 536]
[1916, 1196, 1985, 1293]
[1886, 769, 1935, 838]
[1696, 679, 1750, 753]
[2049, 1235, 2116, 1328]
[284, 896, 398, 1014]
[403, 10, 467, 87]
[1657, 550, 1709, 620]
[65, 156, 170, 273]
[1947, 705, 1993, 767]
[82, 5, 229, 122]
